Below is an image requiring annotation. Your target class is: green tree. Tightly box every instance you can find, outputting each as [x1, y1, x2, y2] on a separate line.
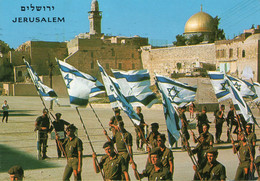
[0, 59, 13, 82]
[173, 34, 187, 46]
[0, 40, 12, 54]
[186, 34, 204, 45]
[211, 16, 225, 42]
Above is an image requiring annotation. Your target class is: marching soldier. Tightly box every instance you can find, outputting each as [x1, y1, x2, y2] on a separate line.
[132, 147, 172, 180]
[214, 105, 225, 143]
[193, 148, 226, 181]
[93, 141, 130, 181]
[8, 165, 24, 181]
[197, 106, 211, 134]
[232, 133, 253, 180]
[179, 106, 190, 151]
[109, 107, 123, 136]
[104, 121, 133, 172]
[147, 122, 161, 149]
[61, 124, 83, 181]
[245, 123, 257, 158]
[226, 104, 238, 142]
[191, 124, 214, 165]
[35, 108, 51, 160]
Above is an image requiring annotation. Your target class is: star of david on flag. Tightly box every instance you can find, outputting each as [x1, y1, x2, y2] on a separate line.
[57, 59, 105, 107]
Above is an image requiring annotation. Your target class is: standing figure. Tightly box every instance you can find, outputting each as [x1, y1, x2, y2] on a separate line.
[194, 148, 226, 181]
[35, 108, 51, 160]
[214, 105, 225, 143]
[135, 106, 147, 151]
[109, 107, 123, 136]
[2, 100, 9, 123]
[157, 134, 174, 178]
[62, 124, 83, 181]
[254, 146, 260, 179]
[179, 106, 190, 151]
[8, 165, 24, 181]
[245, 123, 257, 158]
[132, 147, 172, 180]
[104, 121, 133, 172]
[227, 104, 238, 142]
[189, 102, 195, 119]
[51, 113, 70, 158]
[93, 141, 130, 181]
[197, 106, 211, 134]
[232, 133, 253, 180]
[191, 124, 214, 165]
[147, 122, 161, 149]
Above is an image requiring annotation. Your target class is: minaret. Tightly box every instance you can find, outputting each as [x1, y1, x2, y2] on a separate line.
[88, 0, 102, 35]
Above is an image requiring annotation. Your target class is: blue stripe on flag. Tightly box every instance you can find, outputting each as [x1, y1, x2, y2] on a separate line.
[231, 86, 245, 107]
[59, 64, 91, 80]
[208, 74, 224, 80]
[69, 96, 89, 106]
[216, 91, 229, 99]
[113, 72, 150, 82]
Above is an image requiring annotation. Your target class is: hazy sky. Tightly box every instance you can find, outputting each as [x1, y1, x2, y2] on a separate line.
[1, 0, 259, 49]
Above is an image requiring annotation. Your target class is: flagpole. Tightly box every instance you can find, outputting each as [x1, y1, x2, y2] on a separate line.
[75, 107, 105, 181]
[89, 103, 106, 130]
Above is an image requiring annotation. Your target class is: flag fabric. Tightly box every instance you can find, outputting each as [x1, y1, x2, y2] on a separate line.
[155, 74, 197, 107]
[155, 75, 181, 146]
[253, 82, 260, 102]
[24, 59, 57, 101]
[225, 75, 258, 126]
[111, 69, 158, 108]
[57, 59, 105, 107]
[98, 61, 141, 125]
[226, 75, 255, 98]
[208, 71, 231, 102]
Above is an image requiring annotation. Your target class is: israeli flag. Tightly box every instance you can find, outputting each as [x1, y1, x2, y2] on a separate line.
[111, 69, 158, 108]
[98, 61, 141, 125]
[208, 71, 231, 102]
[155, 74, 197, 107]
[253, 82, 260, 102]
[225, 75, 258, 126]
[24, 60, 57, 101]
[155, 75, 181, 146]
[57, 59, 105, 107]
[226, 75, 255, 98]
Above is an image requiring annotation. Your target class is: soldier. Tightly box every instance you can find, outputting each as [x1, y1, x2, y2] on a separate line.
[50, 113, 71, 158]
[8, 165, 24, 181]
[245, 123, 257, 158]
[93, 141, 130, 181]
[135, 106, 147, 151]
[191, 124, 214, 165]
[194, 148, 226, 181]
[197, 106, 211, 134]
[62, 124, 83, 181]
[147, 122, 161, 149]
[255, 146, 260, 178]
[132, 147, 172, 180]
[179, 106, 190, 151]
[157, 134, 174, 178]
[109, 107, 123, 136]
[104, 121, 133, 172]
[226, 104, 238, 142]
[35, 108, 51, 159]
[232, 133, 253, 180]
[215, 105, 225, 143]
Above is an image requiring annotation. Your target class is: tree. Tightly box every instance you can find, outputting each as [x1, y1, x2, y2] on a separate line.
[0, 40, 12, 54]
[186, 34, 204, 45]
[173, 34, 187, 46]
[0, 59, 13, 82]
[211, 16, 225, 42]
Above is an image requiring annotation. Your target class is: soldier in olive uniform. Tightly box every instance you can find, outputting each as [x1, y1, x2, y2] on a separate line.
[214, 105, 225, 143]
[197, 106, 211, 134]
[104, 121, 133, 172]
[35, 108, 51, 159]
[61, 124, 83, 181]
[93, 141, 130, 181]
[157, 134, 174, 178]
[132, 147, 172, 180]
[194, 148, 226, 181]
[245, 123, 257, 158]
[191, 124, 214, 165]
[255, 146, 260, 179]
[232, 133, 253, 180]
[147, 123, 161, 149]
[109, 107, 123, 136]
[179, 106, 190, 151]
[8, 165, 24, 181]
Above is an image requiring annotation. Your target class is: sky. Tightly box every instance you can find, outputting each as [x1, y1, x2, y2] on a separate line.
[0, 0, 260, 49]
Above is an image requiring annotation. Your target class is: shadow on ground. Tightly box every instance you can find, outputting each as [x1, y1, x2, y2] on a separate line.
[0, 110, 36, 117]
[0, 144, 58, 173]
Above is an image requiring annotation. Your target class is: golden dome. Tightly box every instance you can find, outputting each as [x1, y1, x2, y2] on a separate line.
[184, 11, 214, 33]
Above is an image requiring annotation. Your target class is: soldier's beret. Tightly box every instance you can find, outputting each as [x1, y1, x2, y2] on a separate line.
[43, 108, 48, 113]
[103, 141, 114, 149]
[206, 147, 218, 154]
[113, 107, 120, 113]
[150, 147, 161, 155]
[55, 113, 62, 117]
[8, 165, 24, 176]
[66, 124, 77, 131]
[151, 123, 159, 128]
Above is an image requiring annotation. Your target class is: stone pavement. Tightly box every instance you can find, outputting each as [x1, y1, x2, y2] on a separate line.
[0, 96, 259, 180]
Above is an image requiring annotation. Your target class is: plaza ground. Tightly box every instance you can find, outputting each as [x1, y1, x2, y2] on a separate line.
[0, 96, 259, 180]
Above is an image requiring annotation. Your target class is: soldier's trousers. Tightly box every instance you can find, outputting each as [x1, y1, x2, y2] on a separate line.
[215, 123, 223, 141]
[63, 158, 81, 181]
[234, 162, 250, 180]
[39, 133, 48, 155]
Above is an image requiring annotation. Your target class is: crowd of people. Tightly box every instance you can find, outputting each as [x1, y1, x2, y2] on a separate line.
[7, 104, 260, 181]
